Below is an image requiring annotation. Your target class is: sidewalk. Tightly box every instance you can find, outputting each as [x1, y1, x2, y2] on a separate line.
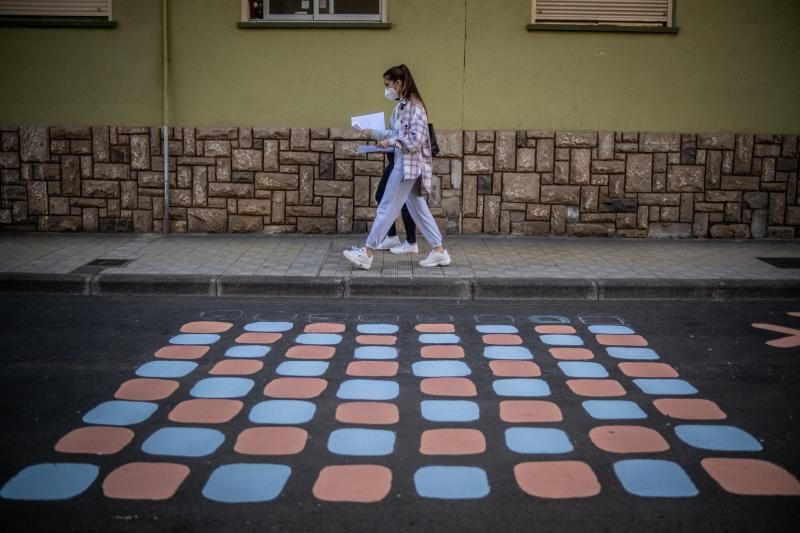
[0, 233, 798, 299]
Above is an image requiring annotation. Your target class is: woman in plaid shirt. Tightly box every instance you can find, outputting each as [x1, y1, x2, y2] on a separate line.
[343, 64, 452, 270]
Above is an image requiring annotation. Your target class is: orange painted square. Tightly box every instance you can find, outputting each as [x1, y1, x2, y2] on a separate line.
[335, 402, 399, 425]
[421, 345, 465, 359]
[313, 465, 392, 503]
[234, 427, 308, 455]
[168, 399, 243, 424]
[420, 378, 477, 397]
[500, 400, 563, 423]
[549, 348, 594, 360]
[416, 323, 455, 333]
[180, 321, 233, 334]
[595, 334, 648, 347]
[356, 335, 397, 345]
[483, 334, 523, 345]
[589, 426, 669, 453]
[209, 359, 264, 376]
[264, 377, 328, 399]
[566, 379, 626, 397]
[346, 361, 399, 377]
[305, 323, 345, 333]
[535, 325, 577, 334]
[114, 378, 179, 401]
[55, 426, 134, 455]
[420, 429, 486, 455]
[653, 398, 727, 420]
[489, 361, 541, 377]
[618, 362, 679, 378]
[103, 462, 190, 500]
[286, 345, 335, 359]
[514, 461, 601, 499]
[235, 332, 282, 344]
[155, 345, 209, 360]
[701, 458, 800, 496]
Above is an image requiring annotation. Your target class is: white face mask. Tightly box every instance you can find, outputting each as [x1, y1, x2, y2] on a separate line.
[384, 85, 399, 101]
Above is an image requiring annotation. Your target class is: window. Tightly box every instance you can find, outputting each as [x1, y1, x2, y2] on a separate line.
[0, 0, 112, 20]
[530, 0, 673, 28]
[246, 0, 386, 22]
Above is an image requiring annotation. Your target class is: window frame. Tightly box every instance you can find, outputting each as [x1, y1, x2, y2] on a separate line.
[244, 0, 387, 24]
[529, 0, 677, 32]
[0, 0, 112, 21]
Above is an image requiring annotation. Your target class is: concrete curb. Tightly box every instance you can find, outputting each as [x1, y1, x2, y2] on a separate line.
[346, 277, 472, 299]
[91, 273, 217, 296]
[0, 272, 92, 295]
[1, 271, 799, 300]
[472, 278, 598, 300]
[218, 275, 344, 298]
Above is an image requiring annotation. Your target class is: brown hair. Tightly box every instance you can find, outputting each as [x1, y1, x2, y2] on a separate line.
[383, 64, 426, 112]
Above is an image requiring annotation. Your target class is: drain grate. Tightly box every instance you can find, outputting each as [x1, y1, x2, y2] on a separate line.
[86, 258, 131, 267]
[757, 257, 800, 269]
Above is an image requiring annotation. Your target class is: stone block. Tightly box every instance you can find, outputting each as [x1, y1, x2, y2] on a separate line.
[494, 131, 516, 171]
[315, 180, 353, 197]
[20, 127, 50, 162]
[697, 133, 735, 150]
[570, 148, 591, 185]
[232, 149, 262, 171]
[639, 132, 680, 152]
[82, 180, 119, 198]
[568, 223, 614, 237]
[511, 221, 550, 235]
[464, 156, 493, 174]
[196, 127, 238, 140]
[667, 165, 704, 192]
[437, 130, 463, 157]
[555, 131, 597, 147]
[256, 173, 298, 190]
[710, 224, 750, 238]
[648, 222, 692, 238]
[502, 173, 539, 202]
[592, 160, 624, 174]
[721, 175, 759, 190]
[188, 208, 227, 232]
[229, 215, 263, 232]
[626, 154, 653, 192]
[540, 185, 580, 205]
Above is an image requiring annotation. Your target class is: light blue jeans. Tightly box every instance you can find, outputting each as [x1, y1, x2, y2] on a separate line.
[365, 149, 443, 250]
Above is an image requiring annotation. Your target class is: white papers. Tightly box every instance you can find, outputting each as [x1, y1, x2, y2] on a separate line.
[351, 112, 385, 131]
[356, 145, 392, 154]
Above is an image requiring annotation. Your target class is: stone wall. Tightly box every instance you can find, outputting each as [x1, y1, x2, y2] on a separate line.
[0, 125, 798, 238]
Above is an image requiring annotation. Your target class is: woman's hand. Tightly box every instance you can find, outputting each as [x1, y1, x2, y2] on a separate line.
[377, 139, 393, 149]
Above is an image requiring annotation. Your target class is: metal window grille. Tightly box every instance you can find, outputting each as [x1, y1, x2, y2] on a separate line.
[531, 0, 672, 27]
[0, 0, 111, 19]
[246, 0, 386, 22]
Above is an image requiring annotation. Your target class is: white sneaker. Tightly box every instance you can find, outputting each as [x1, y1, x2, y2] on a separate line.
[375, 235, 401, 251]
[390, 241, 419, 255]
[419, 249, 451, 267]
[343, 246, 373, 270]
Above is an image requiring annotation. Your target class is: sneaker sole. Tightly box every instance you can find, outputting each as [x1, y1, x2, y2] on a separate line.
[343, 252, 372, 270]
[390, 249, 418, 255]
[419, 259, 451, 267]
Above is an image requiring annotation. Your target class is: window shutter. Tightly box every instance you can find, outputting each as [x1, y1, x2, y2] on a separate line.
[0, 0, 110, 18]
[533, 0, 670, 26]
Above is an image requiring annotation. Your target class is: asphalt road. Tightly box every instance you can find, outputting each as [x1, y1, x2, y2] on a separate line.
[0, 295, 798, 533]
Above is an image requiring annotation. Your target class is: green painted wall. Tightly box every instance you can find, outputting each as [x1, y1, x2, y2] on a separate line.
[0, 0, 798, 133]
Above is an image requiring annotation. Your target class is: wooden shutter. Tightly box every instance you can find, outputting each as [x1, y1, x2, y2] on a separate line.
[533, 0, 671, 26]
[0, 0, 110, 18]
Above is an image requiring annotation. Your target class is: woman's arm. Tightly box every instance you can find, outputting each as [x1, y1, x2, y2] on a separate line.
[370, 128, 395, 141]
[392, 103, 428, 153]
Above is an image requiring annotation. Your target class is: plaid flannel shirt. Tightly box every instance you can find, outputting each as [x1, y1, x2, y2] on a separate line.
[371, 97, 433, 193]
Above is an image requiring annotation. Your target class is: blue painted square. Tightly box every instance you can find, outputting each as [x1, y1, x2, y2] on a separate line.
[357, 324, 399, 334]
[142, 427, 225, 457]
[582, 400, 647, 420]
[336, 379, 399, 400]
[606, 347, 660, 360]
[0, 463, 99, 501]
[190, 377, 254, 398]
[634, 379, 697, 395]
[169, 333, 221, 345]
[225, 345, 270, 358]
[414, 466, 490, 499]
[419, 333, 461, 344]
[589, 325, 635, 334]
[412, 361, 471, 377]
[505, 428, 573, 454]
[202, 464, 291, 503]
[483, 346, 533, 360]
[136, 360, 197, 378]
[420, 400, 480, 422]
[558, 362, 609, 378]
[244, 321, 293, 332]
[492, 379, 551, 397]
[295, 333, 342, 345]
[674, 425, 762, 452]
[249, 400, 316, 424]
[476, 325, 519, 334]
[82, 400, 157, 426]
[614, 460, 698, 497]
[276, 361, 329, 376]
[539, 335, 584, 346]
[354, 346, 398, 360]
[327, 429, 396, 456]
